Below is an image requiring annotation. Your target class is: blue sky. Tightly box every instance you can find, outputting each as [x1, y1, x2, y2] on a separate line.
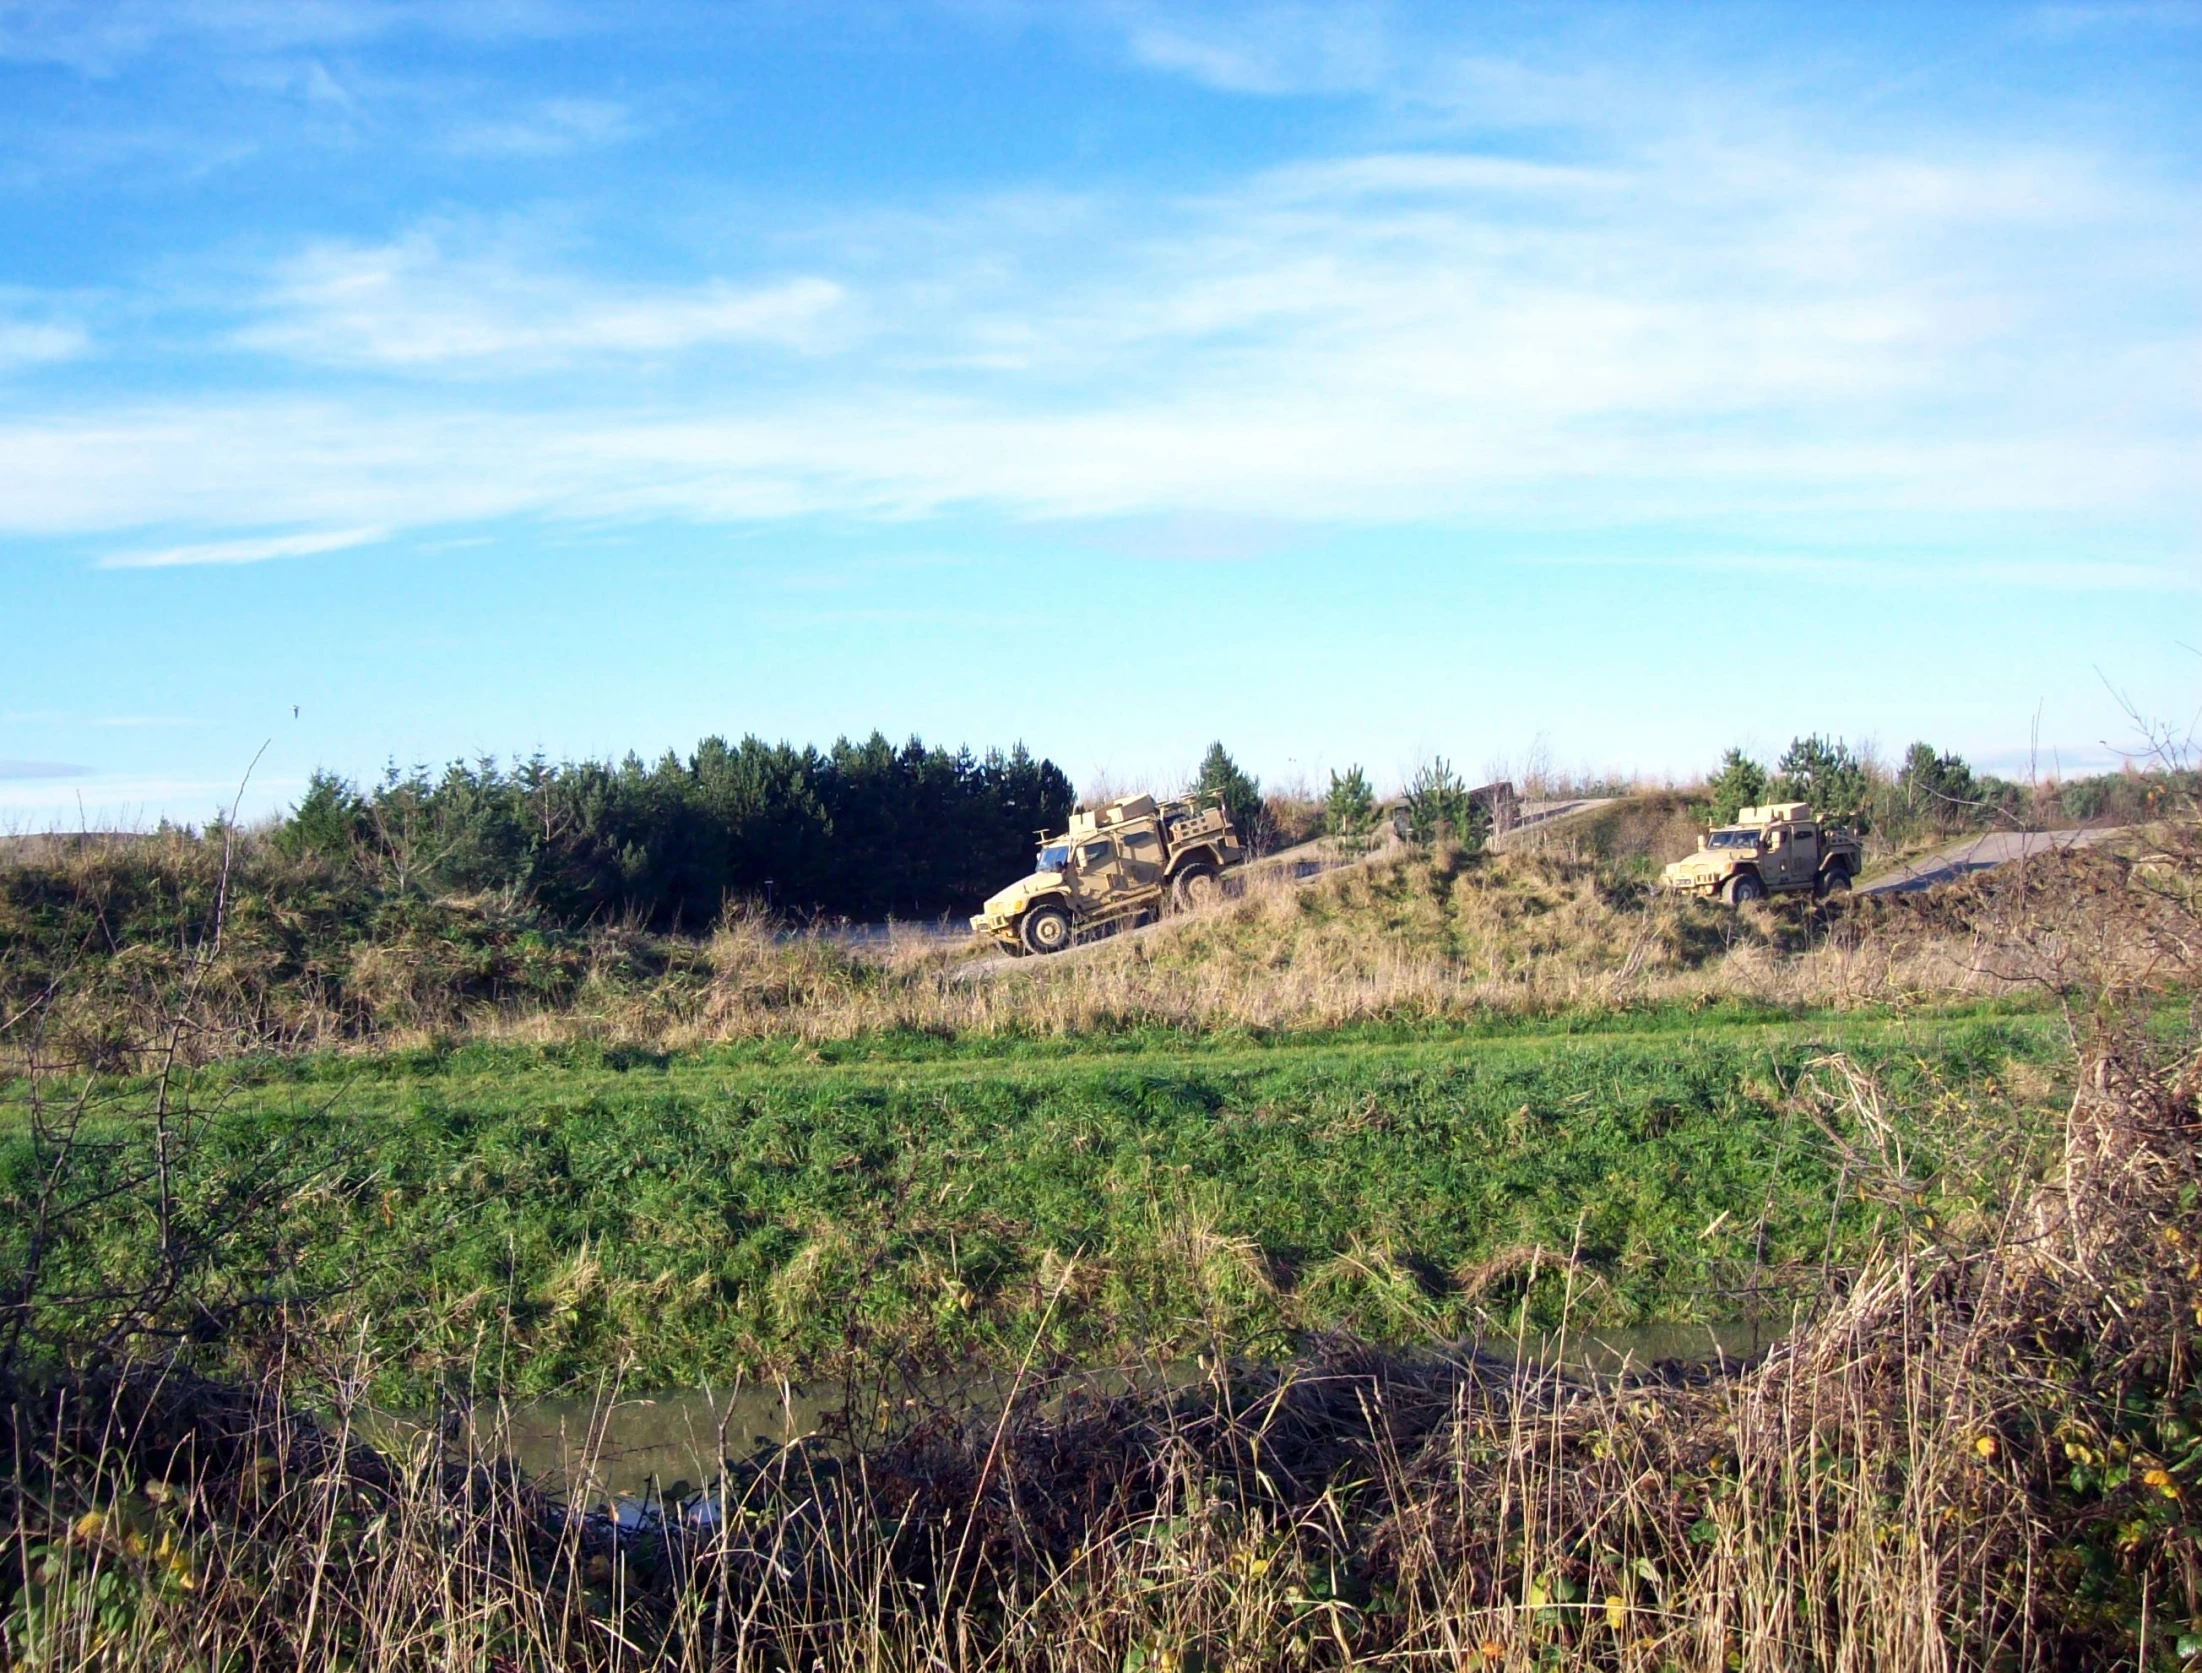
[1, 0, 2197, 826]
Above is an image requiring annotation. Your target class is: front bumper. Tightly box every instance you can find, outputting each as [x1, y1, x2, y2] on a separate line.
[1660, 871, 1722, 896]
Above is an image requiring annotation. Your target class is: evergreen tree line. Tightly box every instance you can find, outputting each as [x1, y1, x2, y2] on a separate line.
[1699, 734, 2181, 836]
[276, 733, 1077, 928]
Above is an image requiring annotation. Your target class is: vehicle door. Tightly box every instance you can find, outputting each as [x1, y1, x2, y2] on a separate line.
[1790, 823, 1820, 884]
[1074, 837, 1120, 911]
[1117, 824, 1164, 898]
[1759, 824, 1795, 888]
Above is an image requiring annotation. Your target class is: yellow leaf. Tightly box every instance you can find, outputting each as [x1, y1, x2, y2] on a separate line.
[1972, 1435, 1997, 1460]
[1605, 1595, 1628, 1631]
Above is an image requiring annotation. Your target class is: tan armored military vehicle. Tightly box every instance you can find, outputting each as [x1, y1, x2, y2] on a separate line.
[1661, 802, 1861, 903]
[971, 792, 1246, 955]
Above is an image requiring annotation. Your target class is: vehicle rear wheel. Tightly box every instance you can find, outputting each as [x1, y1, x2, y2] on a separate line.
[1816, 865, 1852, 898]
[1173, 862, 1220, 910]
[1725, 872, 1766, 904]
[1019, 904, 1074, 955]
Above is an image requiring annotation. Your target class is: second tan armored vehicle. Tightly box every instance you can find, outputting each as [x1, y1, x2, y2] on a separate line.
[971, 793, 1246, 955]
[1661, 802, 1861, 903]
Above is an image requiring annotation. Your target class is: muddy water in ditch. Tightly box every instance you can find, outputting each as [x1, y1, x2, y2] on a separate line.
[467, 1321, 1770, 1505]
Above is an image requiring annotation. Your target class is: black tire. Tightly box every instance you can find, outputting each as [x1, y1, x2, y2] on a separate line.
[1816, 864, 1852, 898]
[1725, 872, 1766, 905]
[1172, 862, 1221, 911]
[1019, 904, 1074, 955]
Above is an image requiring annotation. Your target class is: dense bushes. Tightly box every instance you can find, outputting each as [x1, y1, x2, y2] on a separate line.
[278, 731, 1074, 928]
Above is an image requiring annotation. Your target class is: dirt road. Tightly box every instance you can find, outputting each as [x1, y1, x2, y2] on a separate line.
[1858, 827, 2127, 895]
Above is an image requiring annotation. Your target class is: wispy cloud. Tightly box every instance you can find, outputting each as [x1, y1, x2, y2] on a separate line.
[0, 1, 582, 72]
[2021, 2, 2202, 39]
[0, 773, 306, 823]
[0, 760, 91, 781]
[2, 25, 2193, 587]
[235, 232, 848, 369]
[2, 711, 203, 727]
[0, 305, 87, 369]
[99, 526, 385, 569]
[445, 95, 632, 156]
[1116, 1, 1392, 95]
[1540, 550, 2202, 593]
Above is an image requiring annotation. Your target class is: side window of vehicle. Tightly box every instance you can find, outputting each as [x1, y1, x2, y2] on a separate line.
[1123, 829, 1156, 848]
[1081, 840, 1114, 867]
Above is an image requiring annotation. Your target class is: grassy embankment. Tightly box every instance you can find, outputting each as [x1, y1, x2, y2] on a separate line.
[2, 1003, 2070, 1399]
[1, 817, 2080, 1061]
[0, 825, 2137, 1402]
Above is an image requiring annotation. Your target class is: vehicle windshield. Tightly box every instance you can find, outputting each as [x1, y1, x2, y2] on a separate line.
[1706, 828, 1760, 849]
[1035, 843, 1071, 873]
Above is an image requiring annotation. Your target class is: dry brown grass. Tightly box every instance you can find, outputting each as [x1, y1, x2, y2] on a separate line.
[558, 836, 2153, 1047]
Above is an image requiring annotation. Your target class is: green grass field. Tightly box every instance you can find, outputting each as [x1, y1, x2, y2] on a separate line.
[0, 999, 2072, 1401]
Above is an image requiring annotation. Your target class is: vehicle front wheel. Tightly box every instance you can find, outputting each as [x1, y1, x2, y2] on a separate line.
[1725, 872, 1766, 904]
[1816, 865, 1852, 898]
[1173, 863, 1221, 910]
[1019, 904, 1074, 955]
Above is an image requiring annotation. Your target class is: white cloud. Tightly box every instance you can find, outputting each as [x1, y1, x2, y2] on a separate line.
[444, 96, 632, 156]
[1116, 2, 1392, 95]
[99, 526, 385, 569]
[1, 38, 2194, 587]
[2021, 2, 2202, 39]
[0, 773, 306, 826]
[0, 318, 86, 368]
[235, 233, 848, 369]
[1259, 151, 1623, 201]
[0, 1, 580, 72]
[1541, 550, 2202, 593]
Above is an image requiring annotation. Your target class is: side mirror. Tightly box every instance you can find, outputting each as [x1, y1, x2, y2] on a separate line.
[1696, 835, 1706, 850]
